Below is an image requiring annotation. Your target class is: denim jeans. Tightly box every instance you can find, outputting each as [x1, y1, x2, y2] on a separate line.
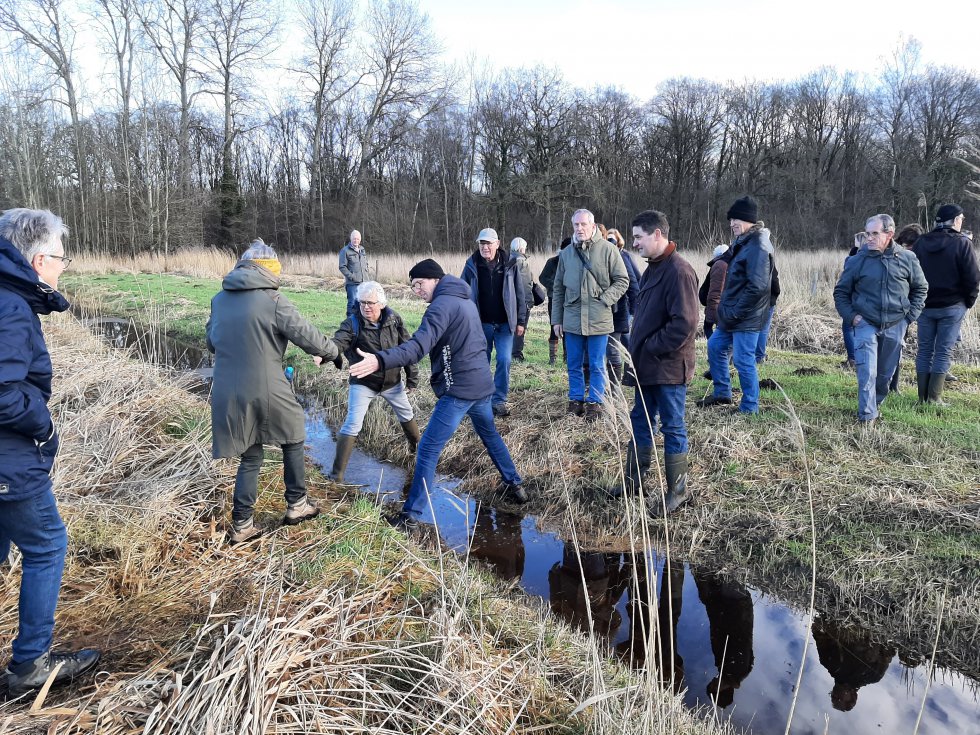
[842, 318, 856, 361]
[853, 320, 907, 421]
[344, 283, 359, 316]
[756, 306, 775, 363]
[233, 442, 307, 523]
[0, 488, 68, 665]
[339, 382, 414, 436]
[402, 395, 521, 518]
[482, 323, 514, 406]
[707, 327, 761, 413]
[915, 304, 967, 375]
[631, 384, 688, 455]
[566, 333, 609, 403]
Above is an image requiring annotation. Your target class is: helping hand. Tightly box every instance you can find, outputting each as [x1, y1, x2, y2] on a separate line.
[349, 348, 380, 378]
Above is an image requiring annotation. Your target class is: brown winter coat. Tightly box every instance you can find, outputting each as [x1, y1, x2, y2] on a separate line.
[206, 261, 339, 458]
[627, 245, 699, 386]
[704, 257, 729, 324]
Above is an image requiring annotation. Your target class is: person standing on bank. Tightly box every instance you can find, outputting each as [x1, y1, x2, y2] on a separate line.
[0, 208, 102, 697]
[833, 215, 927, 425]
[461, 228, 528, 417]
[552, 209, 630, 421]
[619, 210, 699, 516]
[339, 229, 370, 317]
[509, 237, 535, 362]
[697, 196, 774, 415]
[208, 240, 341, 543]
[539, 238, 571, 365]
[911, 204, 979, 404]
[605, 228, 640, 384]
[327, 281, 420, 483]
[350, 259, 527, 526]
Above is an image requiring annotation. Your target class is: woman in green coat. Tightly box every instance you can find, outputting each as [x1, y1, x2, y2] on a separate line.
[207, 240, 340, 543]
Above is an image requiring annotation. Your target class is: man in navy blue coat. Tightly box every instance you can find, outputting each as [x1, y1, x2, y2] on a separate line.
[0, 208, 101, 696]
[350, 258, 527, 525]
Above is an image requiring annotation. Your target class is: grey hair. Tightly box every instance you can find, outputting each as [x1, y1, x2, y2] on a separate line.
[866, 214, 895, 233]
[0, 208, 68, 262]
[240, 238, 278, 261]
[572, 209, 595, 223]
[350, 229, 361, 241]
[510, 237, 527, 253]
[356, 280, 387, 306]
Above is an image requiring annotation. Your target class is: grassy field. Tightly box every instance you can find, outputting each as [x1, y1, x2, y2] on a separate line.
[0, 317, 732, 734]
[57, 251, 980, 686]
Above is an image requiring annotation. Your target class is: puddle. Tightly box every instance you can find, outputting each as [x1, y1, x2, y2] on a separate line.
[85, 316, 980, 735]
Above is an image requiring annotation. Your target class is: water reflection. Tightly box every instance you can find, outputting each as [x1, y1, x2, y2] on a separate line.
[812, 615, 895, 712]
[694, 569, 754, 709]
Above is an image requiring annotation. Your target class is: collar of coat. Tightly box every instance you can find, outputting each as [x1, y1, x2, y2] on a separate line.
[648, 241, 677, 265]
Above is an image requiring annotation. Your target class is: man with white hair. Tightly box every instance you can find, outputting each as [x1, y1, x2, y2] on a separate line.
[339, 229, 370, 316]
[509, 237, 535, 361]
[0, 208, 102, 696]
[551, 209, 629, 421]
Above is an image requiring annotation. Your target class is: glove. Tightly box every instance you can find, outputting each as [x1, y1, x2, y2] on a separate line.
[703, 319, 714, 336]
[332, 354, 344, 370]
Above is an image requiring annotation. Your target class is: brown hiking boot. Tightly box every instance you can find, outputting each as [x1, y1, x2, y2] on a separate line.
[283, 496, 320, 526]
[584, 402, 603, 423]
[567, 399, 585, 417]
[228, 518, 262, 545]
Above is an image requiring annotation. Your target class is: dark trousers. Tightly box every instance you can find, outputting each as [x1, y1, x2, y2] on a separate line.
[233, 441, 307, 523]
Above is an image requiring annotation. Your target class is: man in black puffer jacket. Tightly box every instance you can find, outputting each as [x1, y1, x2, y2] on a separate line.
[698, 196, 774, 414]
[0, 208, 101, 696]
[350, 259, 526, 526]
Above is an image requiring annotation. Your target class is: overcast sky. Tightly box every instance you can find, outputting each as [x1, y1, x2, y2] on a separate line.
[423, 0, 980, 98]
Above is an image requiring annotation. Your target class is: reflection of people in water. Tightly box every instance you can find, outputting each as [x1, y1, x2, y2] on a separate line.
[548, 548, 632, 638]
[467, 504, 525, 581]
[812, 615, 895, 712]
[617, 557, 686, 692]
[694, 570, 755, 709]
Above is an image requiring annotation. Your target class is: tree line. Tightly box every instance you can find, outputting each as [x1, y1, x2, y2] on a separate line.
[1, 0, 979, 256]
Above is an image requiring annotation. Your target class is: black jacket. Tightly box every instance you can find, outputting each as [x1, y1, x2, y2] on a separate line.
[333, 306, 419, 393]
[717, 226, 775, 332]
[614, 250, 641, 333]
[912, 228, 980, 309]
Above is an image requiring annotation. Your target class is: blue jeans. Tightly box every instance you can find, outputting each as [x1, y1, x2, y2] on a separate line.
[344, 283, 359, 316]
[756, 306, 775, 363]
[566, 333, 609, 403]
[482, 323, 514, 406]
[853, 320, 907, 420]
[915, 304, 967, 375]
[0, 488, 68, 665]
[842, 318, 856, 361]
[707, 327, 760, 413]
[339, 382, 414, 436]
[402, 395, 521, 518]
[631, 384, 688, 455]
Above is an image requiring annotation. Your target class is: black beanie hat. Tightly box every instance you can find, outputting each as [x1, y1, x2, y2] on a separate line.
[408, 258, 445, 280]
[935, 203, 963, 223]
[726, 195, 759, 224]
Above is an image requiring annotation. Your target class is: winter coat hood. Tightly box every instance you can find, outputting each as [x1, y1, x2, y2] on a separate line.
[0, 236, 70, 315]
[221, 261, 281, 291]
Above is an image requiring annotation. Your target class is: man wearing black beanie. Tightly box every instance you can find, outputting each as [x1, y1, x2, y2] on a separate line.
[351, 258, 527, 526]
[697, 195, 774, 414]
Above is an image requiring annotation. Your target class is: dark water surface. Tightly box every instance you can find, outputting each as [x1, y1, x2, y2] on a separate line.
[84, 318, 980, 735]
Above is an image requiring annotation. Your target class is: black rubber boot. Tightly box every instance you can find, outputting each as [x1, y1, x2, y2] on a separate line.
[916, 372, 929, 403]
[329, 434, 356, 482]
[647, 453, 691, 517]
[926, 373, 947, 405]
[400, 419, 420, 452]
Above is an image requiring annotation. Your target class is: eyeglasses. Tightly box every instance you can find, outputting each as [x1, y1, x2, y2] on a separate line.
[359, 300, 380, 307]
[863, 231, 888, 239]
[47, 254, 72, 268]
[410, 280, 425, 292]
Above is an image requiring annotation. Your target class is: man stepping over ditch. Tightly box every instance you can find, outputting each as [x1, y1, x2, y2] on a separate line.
[617, 209, 699, 515]
[349, 259, 527, 527]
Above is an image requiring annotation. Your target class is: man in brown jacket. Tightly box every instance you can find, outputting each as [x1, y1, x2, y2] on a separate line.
[620, 210, 699, 515]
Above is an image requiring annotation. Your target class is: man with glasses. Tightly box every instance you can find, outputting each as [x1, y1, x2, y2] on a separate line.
[327, 281, 420, 482]
[350, 259, 527, 527]
[834, 214, 928, 425]
[0, 208, 102, 696]
[460, 228, 527, 417]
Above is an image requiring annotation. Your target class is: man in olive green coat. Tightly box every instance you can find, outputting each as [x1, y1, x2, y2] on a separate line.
[552, 209, 630, 421]
[207, 240, 340, 543]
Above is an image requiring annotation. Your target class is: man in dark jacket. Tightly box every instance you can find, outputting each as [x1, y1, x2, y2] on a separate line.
[607, 229, 640, 384]
[327, 281, 420, 482]
[911, 204, 979, 403]
[461, 228, 527, 417]
[697, 196, 774, 415]
[0, 208, 101, 696]
[338, 229, 370, 316]
[350, 259, 526, 526]
[621, 210, 699, 515]
[833, 214, 928, 425]
[539, 238, 571, 365]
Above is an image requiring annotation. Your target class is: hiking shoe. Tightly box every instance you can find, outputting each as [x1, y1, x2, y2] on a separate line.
[501, 482, 528, 504]
[283, 497, 320, 526]
[584, 402, 603, 423]
[492, 402, 511, 417]
[567, 400, 585, 417]
[228, 518, 262, 545]
[701, 369, 713, 380]
[6, 648, 102, 697]
[696, 395, 733, 408]
[945, 373, 957, 382]
[388, 511, 421, 531]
